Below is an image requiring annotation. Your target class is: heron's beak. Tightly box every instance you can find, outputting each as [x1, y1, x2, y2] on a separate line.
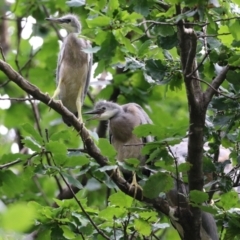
[84, 109, 103, 121]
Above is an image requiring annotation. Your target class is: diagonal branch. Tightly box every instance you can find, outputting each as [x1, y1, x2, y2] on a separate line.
[203, 65, 230, 106]
[0, 59, 169, 216]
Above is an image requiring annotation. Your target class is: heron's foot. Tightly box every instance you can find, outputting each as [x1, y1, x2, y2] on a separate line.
[129, 173, 143, 199]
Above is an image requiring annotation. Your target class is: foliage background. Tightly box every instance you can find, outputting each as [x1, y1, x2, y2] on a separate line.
[0, 0, 240, 239]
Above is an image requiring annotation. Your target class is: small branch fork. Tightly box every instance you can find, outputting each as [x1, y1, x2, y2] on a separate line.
[0, 59, 170, 216]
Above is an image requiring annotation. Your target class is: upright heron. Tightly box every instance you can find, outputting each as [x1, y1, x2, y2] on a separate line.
[46, 14, 92, 125]
[85, 100, 153, 193]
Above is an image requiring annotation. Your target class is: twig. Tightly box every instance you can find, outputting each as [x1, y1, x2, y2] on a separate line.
[53, 158, 110, 239]
[0, 59, 170, 215]
[41, 5, 63, 41]
[0, 159, 22, 169]
[0, 80, 10, 87]
[204, 65, 230, 105]
[187, 51, 210, 78]
[0, 97, 35, 101]
[45, 129, 63, 194]
[33, 175, 52, 205]
[0, 46, 6, 61]
[19, 48, 41, 73]
[193, 76, 237, 100]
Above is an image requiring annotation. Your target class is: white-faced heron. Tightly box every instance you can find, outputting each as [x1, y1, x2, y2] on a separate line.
[85, 100, 153, 194]
[46, 14, 92, 125]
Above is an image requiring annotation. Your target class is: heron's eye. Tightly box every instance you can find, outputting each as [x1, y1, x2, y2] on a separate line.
[101, 107, 106, 111]
[66, 19, 71, 23]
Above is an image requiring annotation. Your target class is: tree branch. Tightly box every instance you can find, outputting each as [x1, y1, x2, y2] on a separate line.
[204, 65, 230, 106]
[0, 59, 170, 216]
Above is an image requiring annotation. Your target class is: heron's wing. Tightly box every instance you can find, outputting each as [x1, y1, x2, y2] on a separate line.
[56, 40, 66, 85]
[83, 40, 92, 101]
[122, 103, 153, 143]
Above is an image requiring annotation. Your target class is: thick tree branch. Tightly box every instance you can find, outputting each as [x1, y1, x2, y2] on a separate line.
[0, 59, 170, 216]
[203, 65, 229, 106]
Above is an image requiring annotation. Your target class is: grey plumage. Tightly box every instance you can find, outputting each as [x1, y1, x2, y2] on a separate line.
[46, 14, 92, 125]
[85, 100, 153, 180]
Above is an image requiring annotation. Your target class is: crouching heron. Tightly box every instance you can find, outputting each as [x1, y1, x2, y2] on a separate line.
[46, 14, 92, 125]
[85, 100, 153, 195]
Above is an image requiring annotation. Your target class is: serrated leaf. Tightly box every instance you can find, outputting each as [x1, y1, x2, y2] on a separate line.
[139, 211, 158, 221]
[178, 162, 191, 172]
[46, 141, 67, 155]
[198, 205, 218, 215]
[0, 153, 28, 164]
[189, 190, 208, 204]
[99, 206, 126, 220]
[22, 137, 40, 152]
[60, 225, 76, 239]
[108, 0, 119, 16]
[86, 16, 111, 28]
[21, 123, 43, 143]
[134, 218, 151, 236]
[62, 172, 83, 189]
[109, 191, 133, 208]
[98, 138, 117, 159]
[219, 191, 239, 210]
[50, 130, 73, 142]
[145, 59, 167, 82]
[0, 170, 25, 197]
[63, 155, 89, 167]
[125, 158, 140, 167]
[143, 172, 174, 199]
[133, 124, 157, 138]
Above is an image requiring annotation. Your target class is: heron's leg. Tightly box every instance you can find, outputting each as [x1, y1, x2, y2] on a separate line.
[76, 86, 83, 123]
[48, 78, 63, 105]
[129, 172, 143, 199]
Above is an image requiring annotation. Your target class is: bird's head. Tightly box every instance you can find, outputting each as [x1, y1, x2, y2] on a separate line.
[46, 14, 81, 33]
[85, 101, 121, 121]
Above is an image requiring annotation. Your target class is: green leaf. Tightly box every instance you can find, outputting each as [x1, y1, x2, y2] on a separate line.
[138, 40, 152, 58]
[157, 33, 178, 50]
[1, 203, 36, 232]
[86, 16, 111, 28]
[50, 130, 73, 142]
[189, 190, 208, 204]
[22, 137, 40, 152]
[108, 0, 119, 17]
[63, 155, 89, 168]
[228, 20, 240, 41]
[143, 172, 174, 199]
[0, 170, 25, 197]
[46, 141, 67, 155]
[145, 59, 167, 82]
[133, 124, 156, 138]
[62, 172, 83, 189]
[219, 191, 239, 210]
[134, 218, 151, 236]
[133, 0, 151, 16]
[98, 138, 117, 159]
[60, 225, 76, 239]
[0, 153, 28, 164]
[178, 162, 191, 172]
[21, 123, 43, 144]
[109, 191, 133, 208]
[99, 206, 126, 220]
